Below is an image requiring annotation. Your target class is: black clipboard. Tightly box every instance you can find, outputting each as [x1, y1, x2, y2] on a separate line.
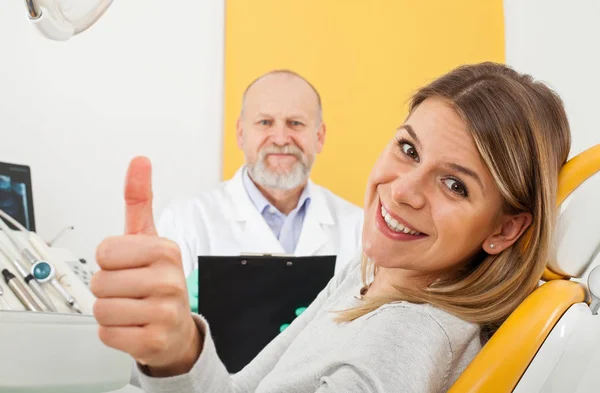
[197, 254, 336, 373]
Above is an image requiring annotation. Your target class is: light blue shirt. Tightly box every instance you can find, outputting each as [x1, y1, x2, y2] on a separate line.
[242, 168, 311, 254]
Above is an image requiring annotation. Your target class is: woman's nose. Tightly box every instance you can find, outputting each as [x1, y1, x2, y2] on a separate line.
[390, 169, 427, 210]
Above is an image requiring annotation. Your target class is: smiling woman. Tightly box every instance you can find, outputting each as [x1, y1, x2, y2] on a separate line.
[99, 61, 572, 393]
[344, 62, 571, 338]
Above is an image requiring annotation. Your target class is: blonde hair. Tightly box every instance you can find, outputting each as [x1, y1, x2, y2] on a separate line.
[338, 62, 571, 334]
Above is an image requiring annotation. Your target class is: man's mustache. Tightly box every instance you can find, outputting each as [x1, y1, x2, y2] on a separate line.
[259, 144, 304, 161]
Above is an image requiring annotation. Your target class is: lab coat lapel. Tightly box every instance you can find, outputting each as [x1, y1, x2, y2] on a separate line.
[295, 183, 334, 256]
[224, 167, 285, 254]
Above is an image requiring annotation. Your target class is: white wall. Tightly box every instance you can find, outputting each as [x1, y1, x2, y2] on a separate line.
[504, 0, 600, 275]
[0, 1, 225, 265]
[504, 0, 600, 158]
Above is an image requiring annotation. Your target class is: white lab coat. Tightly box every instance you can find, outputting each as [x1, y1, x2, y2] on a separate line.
[157, 166, 364, 278]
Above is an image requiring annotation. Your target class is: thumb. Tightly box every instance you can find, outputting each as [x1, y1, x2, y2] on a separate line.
[124, 156, 158, 236]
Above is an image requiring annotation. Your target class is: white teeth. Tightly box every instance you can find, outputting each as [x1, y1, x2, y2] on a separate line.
[380, 205, 421, 235]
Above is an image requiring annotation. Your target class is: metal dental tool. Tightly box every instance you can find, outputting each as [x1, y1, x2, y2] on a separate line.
[0, 245, 56, 312]
[0, 210, 82, 314]
[30, 256, 82, 314]
[2, 269, 42, 312]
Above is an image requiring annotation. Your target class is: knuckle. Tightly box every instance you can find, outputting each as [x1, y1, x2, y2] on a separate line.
[95, 243, 108, 267]
[149, 241, 167, 260]
[160, 270, 186, 298]
[172, 281, 187, 298]
[88, 271, 102, 297]
[162, 240, 182, 265]
[144, 328, 169, 356]
[157, 300, 179, 322]
[97, 326, 112, 346]
[95, 237, 116, 267]
[97, 326, 121, 351]
[93, 299, 111, 324]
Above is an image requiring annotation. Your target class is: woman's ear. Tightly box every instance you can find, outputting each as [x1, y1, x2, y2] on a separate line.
[483, 212, 533, 255]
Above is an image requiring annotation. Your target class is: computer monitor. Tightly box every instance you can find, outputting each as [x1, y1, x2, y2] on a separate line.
[0, 161, 36, 232]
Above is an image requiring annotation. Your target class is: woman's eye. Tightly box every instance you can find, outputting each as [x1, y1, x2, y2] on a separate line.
[443, 178, 469, 197]
[259, 120, 270, 126]
[400, 141, 419, 162]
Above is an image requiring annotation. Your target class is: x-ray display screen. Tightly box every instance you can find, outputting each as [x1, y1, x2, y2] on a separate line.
[0, 162, 35, 232]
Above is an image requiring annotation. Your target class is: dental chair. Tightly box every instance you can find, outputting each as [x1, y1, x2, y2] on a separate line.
[448, 144, 600, 393]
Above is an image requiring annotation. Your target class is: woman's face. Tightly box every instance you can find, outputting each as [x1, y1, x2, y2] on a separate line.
[363, 97, 526, 283]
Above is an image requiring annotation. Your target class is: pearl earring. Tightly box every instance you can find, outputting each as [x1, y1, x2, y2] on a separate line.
[490, 244, 495, 249]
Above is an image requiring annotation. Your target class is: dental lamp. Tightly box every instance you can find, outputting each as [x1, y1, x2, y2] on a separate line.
[24, 0, 113, 41]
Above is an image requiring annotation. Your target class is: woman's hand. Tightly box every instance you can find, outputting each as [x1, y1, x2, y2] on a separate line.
[90, 157, 203, 377]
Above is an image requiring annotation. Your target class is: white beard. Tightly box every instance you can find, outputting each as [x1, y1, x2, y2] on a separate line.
[247, 144, 313, 190]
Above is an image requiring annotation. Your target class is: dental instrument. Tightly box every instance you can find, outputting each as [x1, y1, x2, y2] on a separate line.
[0, 244, 56, 312]
[0, 211, 82, 314]
[2, 269, 42, 312]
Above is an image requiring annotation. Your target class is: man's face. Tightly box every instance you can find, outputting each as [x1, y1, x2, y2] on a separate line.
[237, 73, 325, 190]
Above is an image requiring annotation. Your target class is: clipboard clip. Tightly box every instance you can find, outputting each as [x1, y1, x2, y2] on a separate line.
[238, 253, 296, 267]
[239, 252, 294, 257]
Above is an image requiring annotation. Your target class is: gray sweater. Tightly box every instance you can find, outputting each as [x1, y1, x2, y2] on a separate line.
[133, 257, 482, 393]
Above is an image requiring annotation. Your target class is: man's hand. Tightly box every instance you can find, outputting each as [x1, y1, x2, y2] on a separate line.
[90, 156, 202, 377]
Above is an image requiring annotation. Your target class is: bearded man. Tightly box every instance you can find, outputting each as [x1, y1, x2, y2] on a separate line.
[156, 70, 364, 305]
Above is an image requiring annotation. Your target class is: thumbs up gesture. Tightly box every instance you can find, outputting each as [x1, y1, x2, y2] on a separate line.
[90, 157, 202, 377]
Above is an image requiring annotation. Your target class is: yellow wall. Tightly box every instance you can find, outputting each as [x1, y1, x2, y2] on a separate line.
[223, 1, 505, 207]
